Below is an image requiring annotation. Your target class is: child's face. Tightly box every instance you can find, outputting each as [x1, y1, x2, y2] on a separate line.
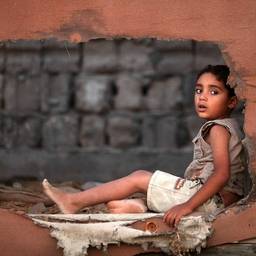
[194, 72, 237, 121]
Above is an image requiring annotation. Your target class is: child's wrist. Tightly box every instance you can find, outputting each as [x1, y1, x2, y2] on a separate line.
[185, 200, 197, 211]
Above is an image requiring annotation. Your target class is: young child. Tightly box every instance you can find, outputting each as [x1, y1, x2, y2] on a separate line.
[43, 65, 246, 227]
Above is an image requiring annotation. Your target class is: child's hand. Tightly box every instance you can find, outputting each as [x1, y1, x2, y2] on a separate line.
[163, 203, 193, 227]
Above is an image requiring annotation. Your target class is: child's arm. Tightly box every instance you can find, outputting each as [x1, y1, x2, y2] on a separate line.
[164, 124, 231, 227]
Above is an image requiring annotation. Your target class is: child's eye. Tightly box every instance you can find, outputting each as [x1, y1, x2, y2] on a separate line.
[195, 88, 202, 94]
[210, 89, 219, 95]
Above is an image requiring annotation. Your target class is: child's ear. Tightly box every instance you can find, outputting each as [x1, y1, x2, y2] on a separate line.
[228, 96, 238, 110]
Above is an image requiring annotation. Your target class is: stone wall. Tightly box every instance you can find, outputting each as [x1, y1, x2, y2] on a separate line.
[0, 39, 243, 182]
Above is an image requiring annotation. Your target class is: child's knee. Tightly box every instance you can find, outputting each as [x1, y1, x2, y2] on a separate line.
[130, 170, 152, 179]
[129, 170, 152, 190]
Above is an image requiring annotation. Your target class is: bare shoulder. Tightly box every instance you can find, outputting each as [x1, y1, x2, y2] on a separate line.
[207, 124, 231, 144]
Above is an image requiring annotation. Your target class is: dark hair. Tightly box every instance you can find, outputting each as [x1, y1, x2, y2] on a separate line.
[196, 65, 236, 97]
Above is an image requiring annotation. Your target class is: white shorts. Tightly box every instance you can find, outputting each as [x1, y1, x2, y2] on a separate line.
[147, 170, 223, 213]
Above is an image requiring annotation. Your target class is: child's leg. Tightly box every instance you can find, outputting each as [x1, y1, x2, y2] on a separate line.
[107, 198, 147, 213]
[42, 170, 152, 214]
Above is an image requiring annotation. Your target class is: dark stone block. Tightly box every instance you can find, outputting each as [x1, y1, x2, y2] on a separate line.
[4, 75, 42, 113]
[41, 39, 79, 50]
[119, 41, 154, 75]
[181, 72, 198, 108]
[145, 77, 182, 111]
[154, 40, 193, 52]
[186, 115, 204, 139]
[156, 52, 193, 75]
[4, 76, 16, 112]
[175, 119, 191, 148]
[43, 49, 79, 72]
[107, 114, 140, 148]
[195, 42, 224, 71]
[80, 115, 105, 147]
[75, 74, 112, 113]
[6, 51, 41, 75]
[1, 116, 18, 149]
[114, 73, 143, 111]
[17, 118, 42, 148]
[41, 73, 70, 113]
[82, 40, 118, 73]
[0, 74, 4, 109]
[42, 114, 78, 149]
[156, 116, 177, 149]
[142, 115, 157, 147]
[0, 50, 5, 72]
[5, 40, 42, 50]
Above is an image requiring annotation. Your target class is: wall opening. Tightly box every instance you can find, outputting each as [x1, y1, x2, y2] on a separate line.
[0, 38, 245, 185]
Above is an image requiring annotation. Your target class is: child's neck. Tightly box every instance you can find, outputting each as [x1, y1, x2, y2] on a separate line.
[205, 115, 231, 122]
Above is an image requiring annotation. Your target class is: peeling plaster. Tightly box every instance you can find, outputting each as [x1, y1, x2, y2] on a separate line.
[30, 213, 212, 255]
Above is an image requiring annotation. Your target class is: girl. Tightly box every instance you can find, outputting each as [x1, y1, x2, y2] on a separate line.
[43, 65, 246, 227]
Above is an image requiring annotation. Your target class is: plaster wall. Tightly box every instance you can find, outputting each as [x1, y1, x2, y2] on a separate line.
[0, 1, 255, 178]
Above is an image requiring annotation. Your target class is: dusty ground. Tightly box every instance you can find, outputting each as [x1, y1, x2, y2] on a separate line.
[0, 179, 109, 214]
[1, 179, 256, 256]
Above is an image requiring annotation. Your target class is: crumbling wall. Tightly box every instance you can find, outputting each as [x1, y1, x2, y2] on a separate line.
[0, 39, 237, 183]
[0, 1, 255, 184]
[0, 2, 256, 256]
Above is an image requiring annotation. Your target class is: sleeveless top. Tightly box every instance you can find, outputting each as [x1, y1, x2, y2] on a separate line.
[184, 118, 247, 196]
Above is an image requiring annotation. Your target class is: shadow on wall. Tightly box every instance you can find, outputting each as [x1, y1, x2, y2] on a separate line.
[0, 38, 244, 182]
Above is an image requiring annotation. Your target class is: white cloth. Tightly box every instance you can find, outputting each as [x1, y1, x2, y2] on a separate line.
[147, 170, 222, 213]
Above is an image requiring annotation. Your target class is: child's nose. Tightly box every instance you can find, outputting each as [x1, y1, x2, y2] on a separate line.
[199, 92, 207, 100]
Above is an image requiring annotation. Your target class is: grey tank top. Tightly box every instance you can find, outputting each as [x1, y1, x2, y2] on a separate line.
[184, 118, 246, 196]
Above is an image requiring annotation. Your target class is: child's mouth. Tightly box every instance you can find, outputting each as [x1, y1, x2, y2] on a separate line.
[198, 104, 207, 111]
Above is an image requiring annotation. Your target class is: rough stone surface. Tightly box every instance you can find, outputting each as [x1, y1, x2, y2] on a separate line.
[0, 1, 254, 172]
[181, 72, 198, 108]
[0, 149, 190, 182]
[175, 118, 191, 148]
[0, 74, 4, 109]
[41, 39, 78, 50]
[0, 117, 5, 146]
[156, 116, 177, 149]
[4, 75, 41, 113]
[119, 41, 154, 75]
[186, 115, 205, 139]
[75, 74, 112, 113]
[145, 77, 182, 111]
[83, 39, 118, 73]
[0, 49, 4, 72]
[41, 73, 70, 113]
[6, 51, 41, 75]
[0, 39, 246, 181]
[156, 52, 193, 75]
[43, 49, 79, 72]
[17, 118, 42, 147]
[3, 76, 16, 112]
[1, 116, 18, 149]
[80, 115, 105, 147]
[16, 75, 42, 113]
[142, 115, 158, 147]
[155, 39, 193, 52]
[42, 114, 78, 149]
[5, 41, 42, 50]
[114, 73, 143, 111]
[107, 114, 140, 148]
[195, 42, 225, 71]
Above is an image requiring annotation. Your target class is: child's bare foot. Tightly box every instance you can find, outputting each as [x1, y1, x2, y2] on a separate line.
[42, 179, 79, 214]
[107, 199, 147, 213]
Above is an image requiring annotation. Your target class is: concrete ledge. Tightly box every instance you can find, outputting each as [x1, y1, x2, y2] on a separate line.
[0, 148, 192, 182]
